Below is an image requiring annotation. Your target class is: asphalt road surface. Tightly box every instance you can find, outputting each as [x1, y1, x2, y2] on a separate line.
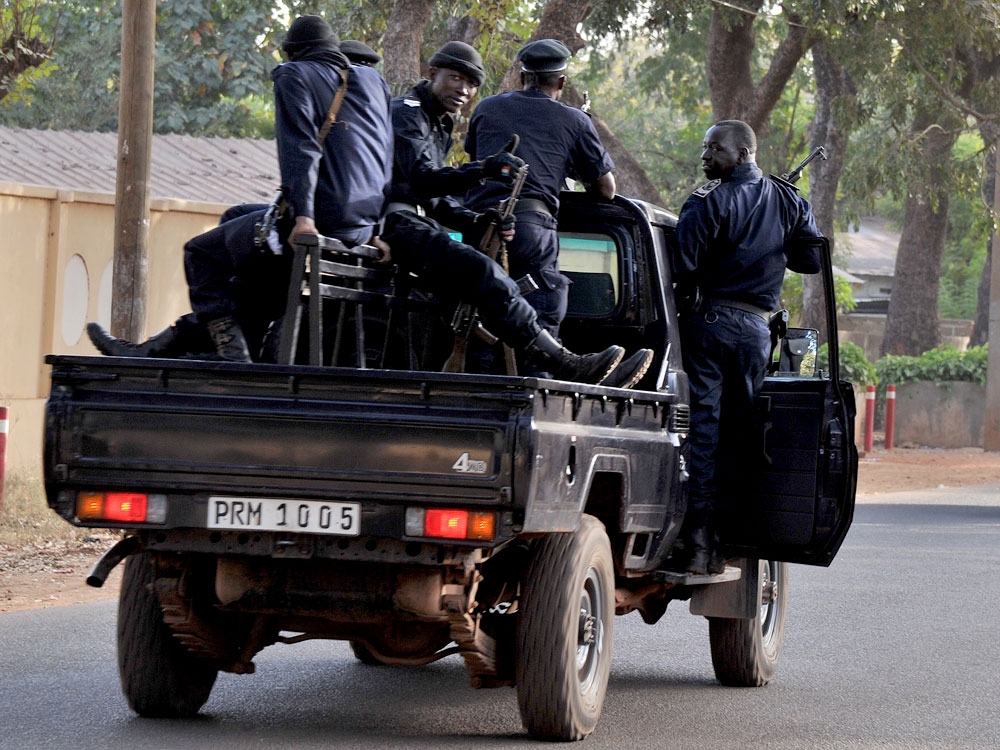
[2, 485, 998, 749]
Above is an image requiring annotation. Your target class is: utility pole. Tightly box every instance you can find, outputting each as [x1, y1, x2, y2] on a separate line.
[986, 142, 1000, 451]
[111, 0, 156, 341]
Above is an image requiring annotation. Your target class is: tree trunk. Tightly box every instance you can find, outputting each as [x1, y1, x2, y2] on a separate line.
[881, 115, 955, 356]
[706, 2, 816, 135]
[802, 40, 855, 340]
[381, 0, 436, 96]
[561, 87, 664, 205]
[499, 0, 592, 92]
[970, 146, 995, 347]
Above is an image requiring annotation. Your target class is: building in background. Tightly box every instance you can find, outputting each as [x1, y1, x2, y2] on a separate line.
[0, 126, 278, 476]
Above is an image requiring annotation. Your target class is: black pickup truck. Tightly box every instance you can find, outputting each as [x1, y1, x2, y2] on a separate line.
[43, 191, 857, 741]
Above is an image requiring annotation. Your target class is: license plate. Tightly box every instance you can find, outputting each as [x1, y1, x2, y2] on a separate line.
[207, 496, 360, 536]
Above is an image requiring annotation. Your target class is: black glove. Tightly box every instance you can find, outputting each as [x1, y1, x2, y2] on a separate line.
[471, 208, 515, 247]
[481, 151, 525, 182]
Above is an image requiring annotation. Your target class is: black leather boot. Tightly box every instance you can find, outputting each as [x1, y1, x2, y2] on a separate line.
[206, 316, 252, 362]
[525, 330, 623, 385]
[602, 349, 655, 389]
[685, 526, 712, 575]
[86, 322, 179, 358]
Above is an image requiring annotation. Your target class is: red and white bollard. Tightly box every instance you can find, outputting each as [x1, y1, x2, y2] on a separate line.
[0, 406, 7, 513]
[863, 385, 876, 453]
[884, 385, 896, 450]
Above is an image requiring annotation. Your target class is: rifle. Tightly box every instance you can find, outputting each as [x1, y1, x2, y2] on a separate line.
[442, 138, 529, 374]
[253, 189, 287, 252]
[777, 146, 827, 186]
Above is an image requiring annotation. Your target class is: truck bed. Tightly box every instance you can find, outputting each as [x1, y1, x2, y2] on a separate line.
[45, 355, 683, 546]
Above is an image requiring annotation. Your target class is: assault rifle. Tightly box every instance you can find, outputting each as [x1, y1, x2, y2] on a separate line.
[773, 145, 827, 187]
[442, 137, 529, 374]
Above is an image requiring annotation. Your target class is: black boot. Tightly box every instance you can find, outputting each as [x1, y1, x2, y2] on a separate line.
[685, 525, 715, 575]
[86, 322, 179, 358]
[206, 316, 252, 362]
[525, 330, 623, 385]
[602, 349, 655, 389]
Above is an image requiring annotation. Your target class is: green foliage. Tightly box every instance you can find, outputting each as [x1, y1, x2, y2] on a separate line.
[876, 344, 989, 387]
[938, 133, 990, 320]
[781, 270, 856, 326]
[1, 0, 279, 136]
[818, 340, 878, 386]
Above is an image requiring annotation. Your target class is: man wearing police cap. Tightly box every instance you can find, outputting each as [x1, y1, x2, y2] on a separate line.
[462, 39, 648, 387]
[388, 40, 523, 241]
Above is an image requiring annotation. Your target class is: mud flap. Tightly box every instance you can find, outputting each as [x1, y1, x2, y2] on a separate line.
[689, 558, 759, 619]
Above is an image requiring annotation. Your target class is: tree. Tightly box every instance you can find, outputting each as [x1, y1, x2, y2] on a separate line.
[1, 0, 279, 136]
[0, 0, 56, 101]
[801, 40, 856, 338]
[871, 1, 1000, 355]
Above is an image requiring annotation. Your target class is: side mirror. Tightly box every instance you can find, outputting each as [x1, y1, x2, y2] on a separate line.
[777, 327, 818, 377]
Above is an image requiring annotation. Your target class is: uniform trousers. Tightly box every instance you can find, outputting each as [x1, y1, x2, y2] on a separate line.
[679, 304, 771, 525]
[381, 211, 541, 350]
[183, 208, 293, 356]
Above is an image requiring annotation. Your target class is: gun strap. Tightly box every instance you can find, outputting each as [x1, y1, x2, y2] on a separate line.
[317, 67, 350, 145]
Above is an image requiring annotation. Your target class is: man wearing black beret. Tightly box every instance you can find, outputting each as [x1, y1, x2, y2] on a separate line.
[387, 40, 523, 242]
[462, 39, 647, 387]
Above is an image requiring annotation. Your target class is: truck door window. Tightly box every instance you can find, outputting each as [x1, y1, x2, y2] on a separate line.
[558, 233, 619, 318]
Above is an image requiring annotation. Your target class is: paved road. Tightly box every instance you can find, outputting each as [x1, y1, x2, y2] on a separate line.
[2, 486, 998, 749]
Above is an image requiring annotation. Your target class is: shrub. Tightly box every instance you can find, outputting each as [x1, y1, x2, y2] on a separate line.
[876, 344, 988, 387]
[818, 340, 878, 386]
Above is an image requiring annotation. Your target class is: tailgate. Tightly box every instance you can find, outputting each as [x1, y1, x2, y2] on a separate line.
[45, 357, 528, 507]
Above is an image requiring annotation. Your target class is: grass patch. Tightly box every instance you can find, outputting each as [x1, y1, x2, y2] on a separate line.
[0, 473, 82, 546]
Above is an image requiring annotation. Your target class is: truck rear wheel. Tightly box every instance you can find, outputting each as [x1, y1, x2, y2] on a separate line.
[515, 514, 614, 741]
[117, 553, 218, 717]
[708, 559, 787, 686]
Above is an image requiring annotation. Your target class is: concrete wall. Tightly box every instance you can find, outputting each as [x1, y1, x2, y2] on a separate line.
[894, 381, 986, 449]
[1, 182, 228, 477]
[839, 314, 973, 363]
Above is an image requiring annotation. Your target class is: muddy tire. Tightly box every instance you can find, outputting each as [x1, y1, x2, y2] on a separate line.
[515, 515, 614, 741]
[708, 559, 787, 686]
[117, 553, 218, 717]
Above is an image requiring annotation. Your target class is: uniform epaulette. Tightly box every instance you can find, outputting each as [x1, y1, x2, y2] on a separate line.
[403, 96, 421, 108]
[691, 179, 721, 198]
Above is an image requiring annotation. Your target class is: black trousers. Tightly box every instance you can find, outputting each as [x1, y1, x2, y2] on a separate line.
[183, 208, 293, 355]
[380, 211, 541, 350]
[680, 304, 770, 524]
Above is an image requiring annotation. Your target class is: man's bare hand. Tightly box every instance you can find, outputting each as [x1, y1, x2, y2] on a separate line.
[288, 215, 317, 246]
[371, 236, 392, 265]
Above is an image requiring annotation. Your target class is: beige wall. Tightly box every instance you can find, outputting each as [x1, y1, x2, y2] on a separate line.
[1, 182, 228, 477]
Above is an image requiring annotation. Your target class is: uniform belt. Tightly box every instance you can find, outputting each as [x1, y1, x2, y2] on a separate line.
[704, 298, 771, 322]
[385, 201, 426, 217]
[512, 198, 553, 217]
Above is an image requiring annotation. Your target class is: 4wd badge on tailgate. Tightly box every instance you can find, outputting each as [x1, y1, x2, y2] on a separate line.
[451, 452, 488, 474]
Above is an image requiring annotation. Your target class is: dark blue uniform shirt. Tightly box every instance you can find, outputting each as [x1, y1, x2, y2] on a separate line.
[273, 61, 392, 244]
[463, 89, 614, 214]
[389, 80, 483, 234]
[672, 163, 822, 311]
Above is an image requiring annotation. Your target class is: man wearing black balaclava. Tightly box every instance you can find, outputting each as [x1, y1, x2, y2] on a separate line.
[88, 15, 393, 362]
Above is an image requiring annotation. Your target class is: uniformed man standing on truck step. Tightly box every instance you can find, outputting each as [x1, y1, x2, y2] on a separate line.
[669, 119, 823, 575]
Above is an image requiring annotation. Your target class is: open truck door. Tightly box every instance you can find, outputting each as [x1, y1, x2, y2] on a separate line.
[718, 237, 858, 566]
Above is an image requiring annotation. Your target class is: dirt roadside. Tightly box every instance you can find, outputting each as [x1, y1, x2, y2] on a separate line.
[3, 446, 999, 614]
